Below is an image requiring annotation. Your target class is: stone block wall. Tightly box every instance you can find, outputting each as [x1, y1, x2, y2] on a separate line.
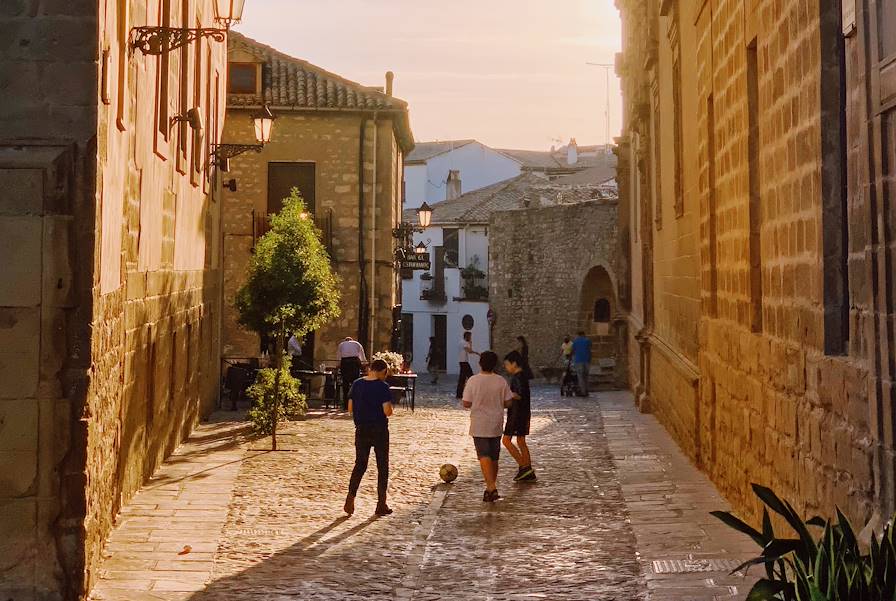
[617, 0, 896, 526]
[489, 200, 619, 373]
[0, 144, 89, 601]
[0, 1, 228, 598]
[221, 112, 402, 362]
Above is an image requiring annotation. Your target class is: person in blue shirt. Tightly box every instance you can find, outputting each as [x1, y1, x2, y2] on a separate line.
[344, 359, 394, 517]
[571, 331, 593, 397]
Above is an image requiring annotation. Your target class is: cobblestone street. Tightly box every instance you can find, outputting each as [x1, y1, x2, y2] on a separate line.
[89, 384, 757, 601]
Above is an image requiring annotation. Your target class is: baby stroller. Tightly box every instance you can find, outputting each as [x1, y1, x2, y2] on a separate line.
[560, 358, 580, 397]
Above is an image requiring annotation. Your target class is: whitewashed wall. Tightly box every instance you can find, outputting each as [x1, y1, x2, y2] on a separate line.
[404, 142, 521, 209]
[403, 225, 492, 374]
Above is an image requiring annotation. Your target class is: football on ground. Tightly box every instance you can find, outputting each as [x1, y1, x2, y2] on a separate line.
[439, 463, 458, 483]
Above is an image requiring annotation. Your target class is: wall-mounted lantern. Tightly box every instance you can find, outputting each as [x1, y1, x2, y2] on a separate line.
[131, 0, 246, 55]
[210, 106, 275, 172]
[417, 202, 433, 229]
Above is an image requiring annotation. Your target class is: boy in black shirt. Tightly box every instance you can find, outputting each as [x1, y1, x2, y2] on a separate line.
[502, 351, 536, 481]
[344, 359, 394, 517]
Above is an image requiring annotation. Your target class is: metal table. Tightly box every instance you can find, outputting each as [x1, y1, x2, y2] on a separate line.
[388, 373, 418, 412]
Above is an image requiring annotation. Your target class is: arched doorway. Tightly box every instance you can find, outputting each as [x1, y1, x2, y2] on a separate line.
[580, 266, 616, 337]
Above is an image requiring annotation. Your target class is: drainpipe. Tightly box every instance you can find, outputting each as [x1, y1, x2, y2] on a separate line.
[358, 119, 368, 346]
[370, 112, 379, 353]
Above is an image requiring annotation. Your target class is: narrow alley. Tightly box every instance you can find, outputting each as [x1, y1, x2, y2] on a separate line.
[88, 386, 756, 601]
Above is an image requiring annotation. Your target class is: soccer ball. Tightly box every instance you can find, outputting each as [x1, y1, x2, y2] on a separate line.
[439, 463, 458, 483]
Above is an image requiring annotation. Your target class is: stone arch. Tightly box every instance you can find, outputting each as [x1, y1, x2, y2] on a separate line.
[580, 265, 617, 337]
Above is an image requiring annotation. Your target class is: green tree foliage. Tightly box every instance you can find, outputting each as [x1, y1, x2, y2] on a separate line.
[246, 356, 307, 435]
[235, 190, 340, 340]
[235, 190, 340, 447]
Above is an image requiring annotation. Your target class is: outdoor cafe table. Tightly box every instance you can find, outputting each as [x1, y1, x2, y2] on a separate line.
[294, 369, 338, 408]
[388, 373, 418, 412]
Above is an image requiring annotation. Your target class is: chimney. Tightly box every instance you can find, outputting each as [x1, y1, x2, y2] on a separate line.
[566, 138, 578, 165]
[385, 71, 394, 96]
[446, 170, 462, 201]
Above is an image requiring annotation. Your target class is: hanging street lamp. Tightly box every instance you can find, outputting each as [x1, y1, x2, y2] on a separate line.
[131, 0, 246, 56]
[210, 106, 275, 172]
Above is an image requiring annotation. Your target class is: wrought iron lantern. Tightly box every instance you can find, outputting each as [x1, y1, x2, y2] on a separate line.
[131, 0, 245, 56]
[417, 202, 433, 229]
[215, 0, 247, 27]
[210, 106, 275, 171]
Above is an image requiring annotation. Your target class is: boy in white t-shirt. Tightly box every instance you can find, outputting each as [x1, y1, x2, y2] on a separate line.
[462, 351, 514, 502]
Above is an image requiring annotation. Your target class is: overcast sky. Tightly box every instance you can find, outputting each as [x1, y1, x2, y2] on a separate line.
[236, 0, 622, 150]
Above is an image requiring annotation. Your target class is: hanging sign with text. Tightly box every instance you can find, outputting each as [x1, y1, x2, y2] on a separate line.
[398, 258, 431, 271]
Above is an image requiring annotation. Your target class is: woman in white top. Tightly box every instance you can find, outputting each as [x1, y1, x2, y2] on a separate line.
[456, 331, 479, 399]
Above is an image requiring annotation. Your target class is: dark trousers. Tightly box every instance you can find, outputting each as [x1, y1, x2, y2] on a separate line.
[348, 424, 389, 502]
[456, 361, 473, 398]
[340, 357, 361, 407]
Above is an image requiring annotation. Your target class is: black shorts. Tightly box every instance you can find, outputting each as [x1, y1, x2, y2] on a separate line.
[504, 407, 531, 437]
[473, 436, 501, 461]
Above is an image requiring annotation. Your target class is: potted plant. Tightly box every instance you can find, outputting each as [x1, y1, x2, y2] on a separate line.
[460, 256, 488, 301]
[373, 351, 406, 404]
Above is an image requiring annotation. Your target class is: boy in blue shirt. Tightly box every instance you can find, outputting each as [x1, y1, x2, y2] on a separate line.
[344, 359, 394, 517]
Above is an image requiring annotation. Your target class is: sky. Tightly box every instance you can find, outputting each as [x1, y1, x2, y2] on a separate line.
[236, 0, 622, 151]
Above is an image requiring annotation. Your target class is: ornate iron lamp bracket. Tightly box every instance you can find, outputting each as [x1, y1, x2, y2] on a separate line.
[131, 26, 226, 55]
[210, 143, 263, 164]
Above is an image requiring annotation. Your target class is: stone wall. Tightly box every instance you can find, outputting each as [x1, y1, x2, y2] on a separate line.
[0, 1, 228, 599]
[489, 200, 619, 375]
[617, 0, 896, 525]
[221, 111, 403, 363]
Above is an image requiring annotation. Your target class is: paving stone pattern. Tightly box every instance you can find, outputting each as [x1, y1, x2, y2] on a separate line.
[89, 383, 758, 600]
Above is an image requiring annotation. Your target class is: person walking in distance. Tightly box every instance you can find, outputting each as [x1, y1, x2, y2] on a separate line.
[456, 331, 479, 399]
[515, 335, 535, 380]
[344, 359, 394, 517]
[426, 336, 442, 384]
[337, 337, 367, 410]
[461, 351, 514, 502]
[571, 331, 593, 397]
[560, 335, 573, 363]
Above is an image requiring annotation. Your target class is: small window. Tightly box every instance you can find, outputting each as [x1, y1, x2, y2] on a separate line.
[228, 63, 258, 95]
[462, 314, 474, 330]
[443, 228, 459, 267]
[593, 298, 611, 323]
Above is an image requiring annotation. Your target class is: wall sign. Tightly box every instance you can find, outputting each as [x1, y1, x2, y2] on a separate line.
[842, 0, 856, 36]
[398, 258, 431, 271]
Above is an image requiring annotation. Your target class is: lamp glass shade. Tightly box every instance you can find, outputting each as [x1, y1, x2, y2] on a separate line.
[414, 242, 428, 256]
[215, 0, 246, 23]
[417, 202, 433, 228]
[253, 107, 274, 144]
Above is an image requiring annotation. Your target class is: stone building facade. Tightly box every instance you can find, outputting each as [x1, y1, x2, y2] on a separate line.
[617, 0, 896, 524]
[221, 33, 414, 364]
[488, 184, 621, 378]
[0, 1, 228, 598]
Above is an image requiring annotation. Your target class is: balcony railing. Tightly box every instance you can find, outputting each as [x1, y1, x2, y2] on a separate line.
[252, 208, 334, 257]
[460, 284, 489, 301]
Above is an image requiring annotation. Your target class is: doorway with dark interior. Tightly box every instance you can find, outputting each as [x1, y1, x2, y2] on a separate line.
[432, 315, 447, 371]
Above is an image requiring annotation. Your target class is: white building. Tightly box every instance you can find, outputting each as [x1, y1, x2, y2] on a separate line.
[400, 139, 616, 375]
[404, 140, 522, 209]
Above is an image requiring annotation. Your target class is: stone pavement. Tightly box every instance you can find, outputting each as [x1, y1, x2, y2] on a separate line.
[88, 384, 758, 600]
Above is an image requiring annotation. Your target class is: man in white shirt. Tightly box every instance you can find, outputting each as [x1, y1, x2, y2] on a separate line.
[337, 337, 367, 409]
[288, 335, 303, 357]
[456, 331, 478, 399]
[462, 351, 513, 502]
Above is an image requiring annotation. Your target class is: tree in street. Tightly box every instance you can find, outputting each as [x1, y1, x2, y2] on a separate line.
[235, 189, 341, 448]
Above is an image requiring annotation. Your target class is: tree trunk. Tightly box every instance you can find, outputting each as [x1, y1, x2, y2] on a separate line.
[271, 323, 286, 451]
